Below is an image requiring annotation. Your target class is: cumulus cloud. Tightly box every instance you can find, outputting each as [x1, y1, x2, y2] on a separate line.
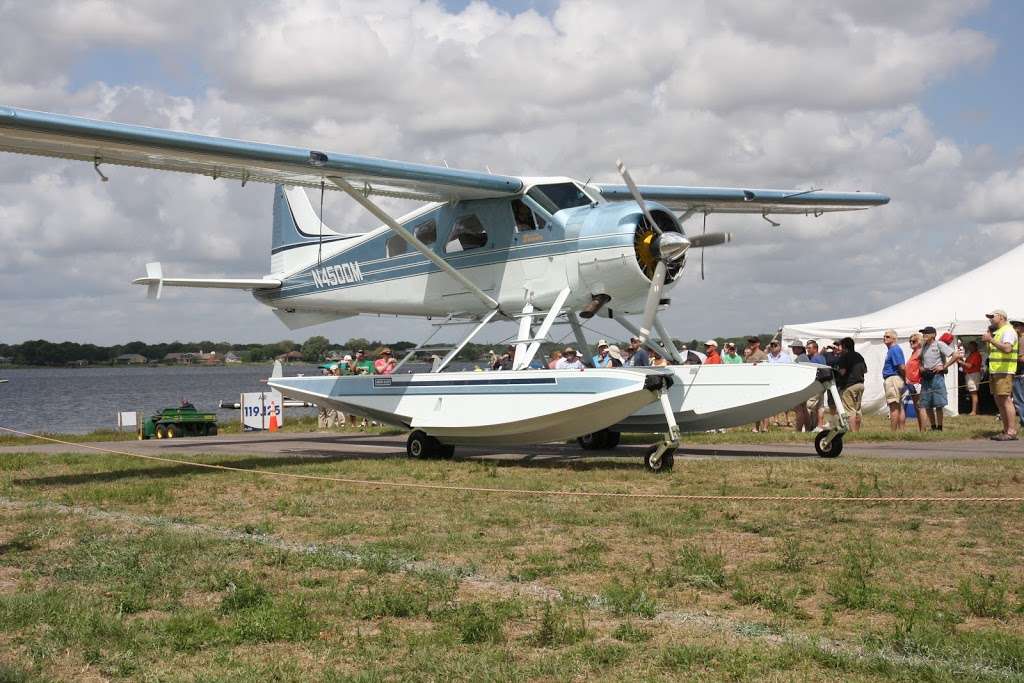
[0, 0, 1019, 345]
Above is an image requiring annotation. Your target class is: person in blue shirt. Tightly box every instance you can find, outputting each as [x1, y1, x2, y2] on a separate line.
[881, 329, 907, 431]
[592, 339, 612, 368]
[803, 340, 828, 431]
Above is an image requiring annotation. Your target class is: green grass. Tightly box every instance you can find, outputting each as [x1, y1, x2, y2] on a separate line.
[1, 441, 1023, 680]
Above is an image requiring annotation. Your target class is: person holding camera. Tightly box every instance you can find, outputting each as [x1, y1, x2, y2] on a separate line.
[982, 309, 1018, 441]
[917, 326, 960, 431]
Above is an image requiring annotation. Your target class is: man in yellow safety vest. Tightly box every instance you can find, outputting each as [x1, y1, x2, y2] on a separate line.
[982, 308, 1019, 441]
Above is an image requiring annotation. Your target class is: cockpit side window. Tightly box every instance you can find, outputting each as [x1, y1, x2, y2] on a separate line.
[445, 215, 488, 254]
[511, 199, 546, 231]
[414, 220, 437, 246]
[527, 182, 592, 213]
[386, 234, 407, 257]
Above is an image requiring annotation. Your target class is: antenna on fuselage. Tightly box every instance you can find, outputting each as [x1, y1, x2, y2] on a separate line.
[317, 180, 325, 265]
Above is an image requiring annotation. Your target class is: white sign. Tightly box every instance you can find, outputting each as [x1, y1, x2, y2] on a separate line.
[117, 411, 138, 428]
[241, 391, 284, 431]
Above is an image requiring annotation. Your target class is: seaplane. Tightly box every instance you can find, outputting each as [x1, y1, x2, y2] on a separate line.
[0, 105, 888, 470]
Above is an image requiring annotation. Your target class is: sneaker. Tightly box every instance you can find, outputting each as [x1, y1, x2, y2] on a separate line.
[811, 426, 824, 433]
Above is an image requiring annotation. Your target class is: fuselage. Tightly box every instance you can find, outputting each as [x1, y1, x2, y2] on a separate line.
[256, 177, 684, 319]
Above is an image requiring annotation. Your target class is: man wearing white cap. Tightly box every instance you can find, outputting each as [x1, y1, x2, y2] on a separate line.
[703, 340, 721, 364]
[982, 309, 1018, 440]
[592, 340, 612, 368]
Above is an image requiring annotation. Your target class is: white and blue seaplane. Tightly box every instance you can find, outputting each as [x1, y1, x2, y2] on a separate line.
[0, 106, 887, 469]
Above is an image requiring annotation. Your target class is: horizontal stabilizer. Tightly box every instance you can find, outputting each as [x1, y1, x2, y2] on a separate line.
[133, 262, 281, 295]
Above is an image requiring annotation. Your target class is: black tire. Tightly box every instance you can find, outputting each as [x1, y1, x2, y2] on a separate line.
[605, 430, 621, 449]
[439, 444, 455, 459]
[577, 432, 602, 450]
[166, 424, 180, 439]
[407, 430, 431, 459]
[815, 430, 843, 458]
[154, 425, 167, 440]
[644, 445, 675, 473]
[208, 424, 218, 437]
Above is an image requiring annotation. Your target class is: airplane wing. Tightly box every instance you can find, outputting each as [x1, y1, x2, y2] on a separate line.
[0, 105, 522, 202]
[593, 184, 889, 215]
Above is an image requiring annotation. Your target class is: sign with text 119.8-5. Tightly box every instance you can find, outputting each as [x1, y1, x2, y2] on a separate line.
[241, 391, 284, 431]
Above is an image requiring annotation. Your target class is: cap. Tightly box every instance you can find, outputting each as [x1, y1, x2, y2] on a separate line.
[769, 339, 781, 346]
[789, 339, 806, 348]
[939, 332, 954, 344]
[357, 349, 366, 354]
[704, 339, 718, 347]
[986, 308, 1007, 318]
[919, 326, 937, 335]
[380, 347, 392, 355]
[563, 346, 576, 354]
[629, 335, 641, 342]
[607, 345, 624, 362]
[597, 339, 609, 348]
[1011, 319, 1024, 327]
[343, 354, 352, 361]
[747, 336, 760, 343]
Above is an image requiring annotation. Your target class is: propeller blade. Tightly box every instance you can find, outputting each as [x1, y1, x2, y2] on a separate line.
[616, 159, 662, 236]
[687, 231, 732, 248]
[638, 260, 667, 342]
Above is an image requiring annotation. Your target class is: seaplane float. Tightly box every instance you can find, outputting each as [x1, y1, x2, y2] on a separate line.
[0, 106, 886, 470]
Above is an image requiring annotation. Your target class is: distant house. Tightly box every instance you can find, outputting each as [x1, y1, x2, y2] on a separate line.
[163, 352, 187, 364]
[0, 356, 12, 364]
[277, 350, 304, 363]
[66, 359, 89, 367]
[224, 352, 242, 364]
[114, 353, 147, 365]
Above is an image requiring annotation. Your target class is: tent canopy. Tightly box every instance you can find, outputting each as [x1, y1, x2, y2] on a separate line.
[782, 242, 1024, 416]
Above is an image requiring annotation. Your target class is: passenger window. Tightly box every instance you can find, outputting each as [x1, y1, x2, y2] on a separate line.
[511, 199, 546, 231]
[386, 234, 407, 257]
[414, 220, 436, 246]
[445, 215, 488, 253]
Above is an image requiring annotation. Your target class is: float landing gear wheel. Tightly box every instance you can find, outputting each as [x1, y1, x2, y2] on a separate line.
[407, 430, 454, 459]
[815, 430, 843, 458]
[407, 430, 431, 459]
[644, 444, 675, 472]
[577, 429, 623, 450]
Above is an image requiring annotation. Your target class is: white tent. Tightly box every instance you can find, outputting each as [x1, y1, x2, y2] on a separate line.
[782, 243, 1024, 416]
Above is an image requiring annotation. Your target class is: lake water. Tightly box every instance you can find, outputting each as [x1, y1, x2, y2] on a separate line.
[0, 362, 449, 434]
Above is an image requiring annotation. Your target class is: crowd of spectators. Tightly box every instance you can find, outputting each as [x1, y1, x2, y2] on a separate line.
[316, 309, 1024, 439]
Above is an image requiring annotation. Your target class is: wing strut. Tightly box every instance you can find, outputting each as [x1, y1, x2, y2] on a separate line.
[328, 175, 501, 313]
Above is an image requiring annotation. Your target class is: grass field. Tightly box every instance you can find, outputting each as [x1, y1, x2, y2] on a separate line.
[1, 421, 1024, 680]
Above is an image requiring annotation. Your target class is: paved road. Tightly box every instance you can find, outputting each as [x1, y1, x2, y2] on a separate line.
[3, 431, 1023, 463]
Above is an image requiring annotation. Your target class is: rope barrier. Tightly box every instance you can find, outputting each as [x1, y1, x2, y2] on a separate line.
[2, 426, 1023, 504]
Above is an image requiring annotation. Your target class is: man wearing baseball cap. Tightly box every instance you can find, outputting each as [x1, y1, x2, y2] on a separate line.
[703, 340, 721, 364]
[982, 309, 1018, 440]
[592, 339, 612, 368]
[917, 326, 959, 431]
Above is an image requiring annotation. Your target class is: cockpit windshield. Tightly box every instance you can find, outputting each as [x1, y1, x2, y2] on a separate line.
[527, 182, 592, 214]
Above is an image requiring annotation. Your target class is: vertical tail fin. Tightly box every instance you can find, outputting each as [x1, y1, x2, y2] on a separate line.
[270, 185, 345, 275]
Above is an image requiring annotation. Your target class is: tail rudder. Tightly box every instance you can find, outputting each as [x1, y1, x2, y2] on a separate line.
[270, 185, 344, 274]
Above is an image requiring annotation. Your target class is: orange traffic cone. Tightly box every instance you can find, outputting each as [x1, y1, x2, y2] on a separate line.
[268, 402, 279, 432]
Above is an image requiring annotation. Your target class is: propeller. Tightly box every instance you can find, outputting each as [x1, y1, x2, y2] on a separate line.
[618, 159, 732, 341]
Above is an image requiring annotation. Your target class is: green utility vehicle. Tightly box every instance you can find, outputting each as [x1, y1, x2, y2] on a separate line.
[138, 403, 218, 440]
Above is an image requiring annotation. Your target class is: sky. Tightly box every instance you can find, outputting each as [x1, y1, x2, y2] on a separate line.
[1, 0, 1023, 348]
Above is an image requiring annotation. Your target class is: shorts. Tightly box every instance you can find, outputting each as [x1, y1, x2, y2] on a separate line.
[965, 372, 981, 393]
[920, 374, 947, 409]
[840, 383, 864, 415]
[991, 373, 1014, 397]
[883, 375, 905, 404]
[806, 392, 824, 411]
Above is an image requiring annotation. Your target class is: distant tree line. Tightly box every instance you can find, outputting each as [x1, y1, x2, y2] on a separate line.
[0, 332, 779, 367]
